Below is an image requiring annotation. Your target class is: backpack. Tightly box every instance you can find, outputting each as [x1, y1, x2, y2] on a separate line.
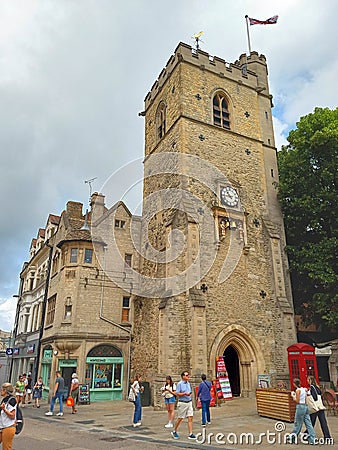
[5, 397, 23, 435]
[15, 404, 24, 435]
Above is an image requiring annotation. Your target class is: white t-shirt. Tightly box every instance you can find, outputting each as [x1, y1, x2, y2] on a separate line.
[0, 397, 16, 429]
[72, 377, 79, 387]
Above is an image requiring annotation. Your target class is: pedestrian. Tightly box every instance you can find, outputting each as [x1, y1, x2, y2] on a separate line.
[45, 370, 65, 416]
[33, 376, 44, 408]
[131, 374, 144, 427]
[307, 375, 331, 440]
[161, 376, 176, 428]
[171, 371, 196, 440]
[69, 373, 79, 414]
[0, 383, 17, 450]
[197, 374, 212, 426]
[21, 374, 27, 406]
[289, 378, 316, 445]
[15, 375, 25, 406]
[26, 373, 33, 404]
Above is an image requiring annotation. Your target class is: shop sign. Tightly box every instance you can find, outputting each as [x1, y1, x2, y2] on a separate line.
[27, 344, 35, 354]
[13, 348, 20, 355]
[43, 350, 53, 361]
[59, 359, 77, 366]
[86, 357, 123, 364]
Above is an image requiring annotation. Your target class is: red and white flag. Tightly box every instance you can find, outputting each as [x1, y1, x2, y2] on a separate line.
[247, 15, 278, 26]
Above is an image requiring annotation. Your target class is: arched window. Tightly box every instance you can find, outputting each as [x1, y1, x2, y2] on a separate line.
[213, 93, 230, 129]
[87, 345, 122, 358]
[86, 345, 123, 390]
[156, 101, 166, 140]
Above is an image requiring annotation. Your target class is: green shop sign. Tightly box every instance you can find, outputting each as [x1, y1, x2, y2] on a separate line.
[59, 359, 77, 366]
[86, 357, 123, 364]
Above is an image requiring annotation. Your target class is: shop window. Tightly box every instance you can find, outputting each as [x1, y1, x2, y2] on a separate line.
[84, 248, 93, 264]
[70, 248, 78, 263]
[85, 345, 123, 390]
[213, 92, 230, 129]
[122, 296, 130, 322]
[124, 253, 132, 268]
[46, 295, 56, 326]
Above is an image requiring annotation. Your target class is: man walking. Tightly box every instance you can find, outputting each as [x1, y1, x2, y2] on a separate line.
[45, 371, 65, 416]
[171, 371, 196, 440]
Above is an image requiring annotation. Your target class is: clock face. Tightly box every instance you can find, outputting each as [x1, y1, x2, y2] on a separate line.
[220, 186, 239, 207]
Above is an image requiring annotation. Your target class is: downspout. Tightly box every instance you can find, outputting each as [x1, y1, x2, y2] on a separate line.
[99, 246, 132, 394]
[34, 241, 53, 384]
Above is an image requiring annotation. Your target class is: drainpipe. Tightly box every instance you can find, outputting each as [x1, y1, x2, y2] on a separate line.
[99, 246, 132, 394]
[34, 241, 53, 384]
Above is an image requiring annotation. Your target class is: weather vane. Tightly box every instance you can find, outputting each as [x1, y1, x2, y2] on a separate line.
[192, 31, 204, 50]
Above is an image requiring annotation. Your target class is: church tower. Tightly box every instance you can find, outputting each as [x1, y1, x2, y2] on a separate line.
[132, 42, 296, 403]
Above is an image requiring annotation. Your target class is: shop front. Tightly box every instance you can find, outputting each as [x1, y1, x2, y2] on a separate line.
[85, 345, 124, 402]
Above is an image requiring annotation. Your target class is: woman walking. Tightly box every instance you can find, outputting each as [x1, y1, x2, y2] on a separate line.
[33, 376, 44, 408]
[0, 383, 17, 450]
[161, 376, 176, 428]
[197, 374, 212, 426]
[131, 374, 144, 427]
[69, 373, 79, 414]
[289, 378, 316, 445]
[307, 376, 331, 440]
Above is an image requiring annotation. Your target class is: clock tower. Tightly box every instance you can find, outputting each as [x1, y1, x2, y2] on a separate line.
[132, 42, 296, 403]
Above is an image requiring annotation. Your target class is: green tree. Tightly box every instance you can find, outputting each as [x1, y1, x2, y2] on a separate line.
[277, 107, 338, 328]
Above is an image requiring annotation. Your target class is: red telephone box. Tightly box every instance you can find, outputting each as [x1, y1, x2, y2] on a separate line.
[287, 343, 319, 387]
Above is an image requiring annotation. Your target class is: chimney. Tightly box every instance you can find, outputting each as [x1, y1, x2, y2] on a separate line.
[90, 192, 105, 222]
[66, 201, 83, 219]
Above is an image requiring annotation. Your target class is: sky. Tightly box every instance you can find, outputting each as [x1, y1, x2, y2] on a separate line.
[0, 0, 338, 332]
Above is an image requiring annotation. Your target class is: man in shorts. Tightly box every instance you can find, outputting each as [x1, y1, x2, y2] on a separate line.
[171, 371, 196, 440]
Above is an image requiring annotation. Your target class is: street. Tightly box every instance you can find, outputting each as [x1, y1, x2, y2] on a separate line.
[10, 398, 338, 450]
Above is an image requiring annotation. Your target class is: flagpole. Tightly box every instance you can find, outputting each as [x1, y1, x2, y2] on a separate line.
[245, 15, 252, 55]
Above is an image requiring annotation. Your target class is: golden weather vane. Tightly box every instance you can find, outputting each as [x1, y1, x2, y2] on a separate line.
[192, 31, 204, 50]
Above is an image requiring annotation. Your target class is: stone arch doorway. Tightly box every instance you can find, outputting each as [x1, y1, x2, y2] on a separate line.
[210, 324, 265, 397]
[223, 345, 240, 396]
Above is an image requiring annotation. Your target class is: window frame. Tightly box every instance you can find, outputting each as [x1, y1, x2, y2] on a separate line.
[213, 92, 230, 129]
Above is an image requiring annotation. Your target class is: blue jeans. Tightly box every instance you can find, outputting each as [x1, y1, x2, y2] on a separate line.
[50, 392, 63, 413]
[133, 394, 142, 424]
[201, 400, 211, 425]
[291, 404, 315, 444]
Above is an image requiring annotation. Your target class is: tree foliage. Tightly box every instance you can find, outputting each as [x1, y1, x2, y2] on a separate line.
[277, 107, 338, 328]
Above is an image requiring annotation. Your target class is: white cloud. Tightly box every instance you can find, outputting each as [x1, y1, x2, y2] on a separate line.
[0, 299, 16, 332]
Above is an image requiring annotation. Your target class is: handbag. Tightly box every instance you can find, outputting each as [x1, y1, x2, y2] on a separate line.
[306, 393, 326, 414]
[128, 387, 135, 402]
[66, 396, 74, 407]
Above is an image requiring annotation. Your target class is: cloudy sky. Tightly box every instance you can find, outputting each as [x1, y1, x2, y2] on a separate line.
[0, 0, 337, 332]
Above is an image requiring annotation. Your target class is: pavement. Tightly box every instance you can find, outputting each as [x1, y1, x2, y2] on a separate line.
[16, 397, 337, 449]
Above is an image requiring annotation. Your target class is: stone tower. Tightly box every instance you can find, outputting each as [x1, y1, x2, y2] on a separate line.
[132, 42, 296, 404]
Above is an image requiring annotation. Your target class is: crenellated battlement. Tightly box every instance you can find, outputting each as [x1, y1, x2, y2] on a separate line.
[144, 42, 269, 109]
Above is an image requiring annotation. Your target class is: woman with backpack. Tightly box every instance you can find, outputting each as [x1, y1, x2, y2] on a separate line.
[0, 383, 17, 449]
